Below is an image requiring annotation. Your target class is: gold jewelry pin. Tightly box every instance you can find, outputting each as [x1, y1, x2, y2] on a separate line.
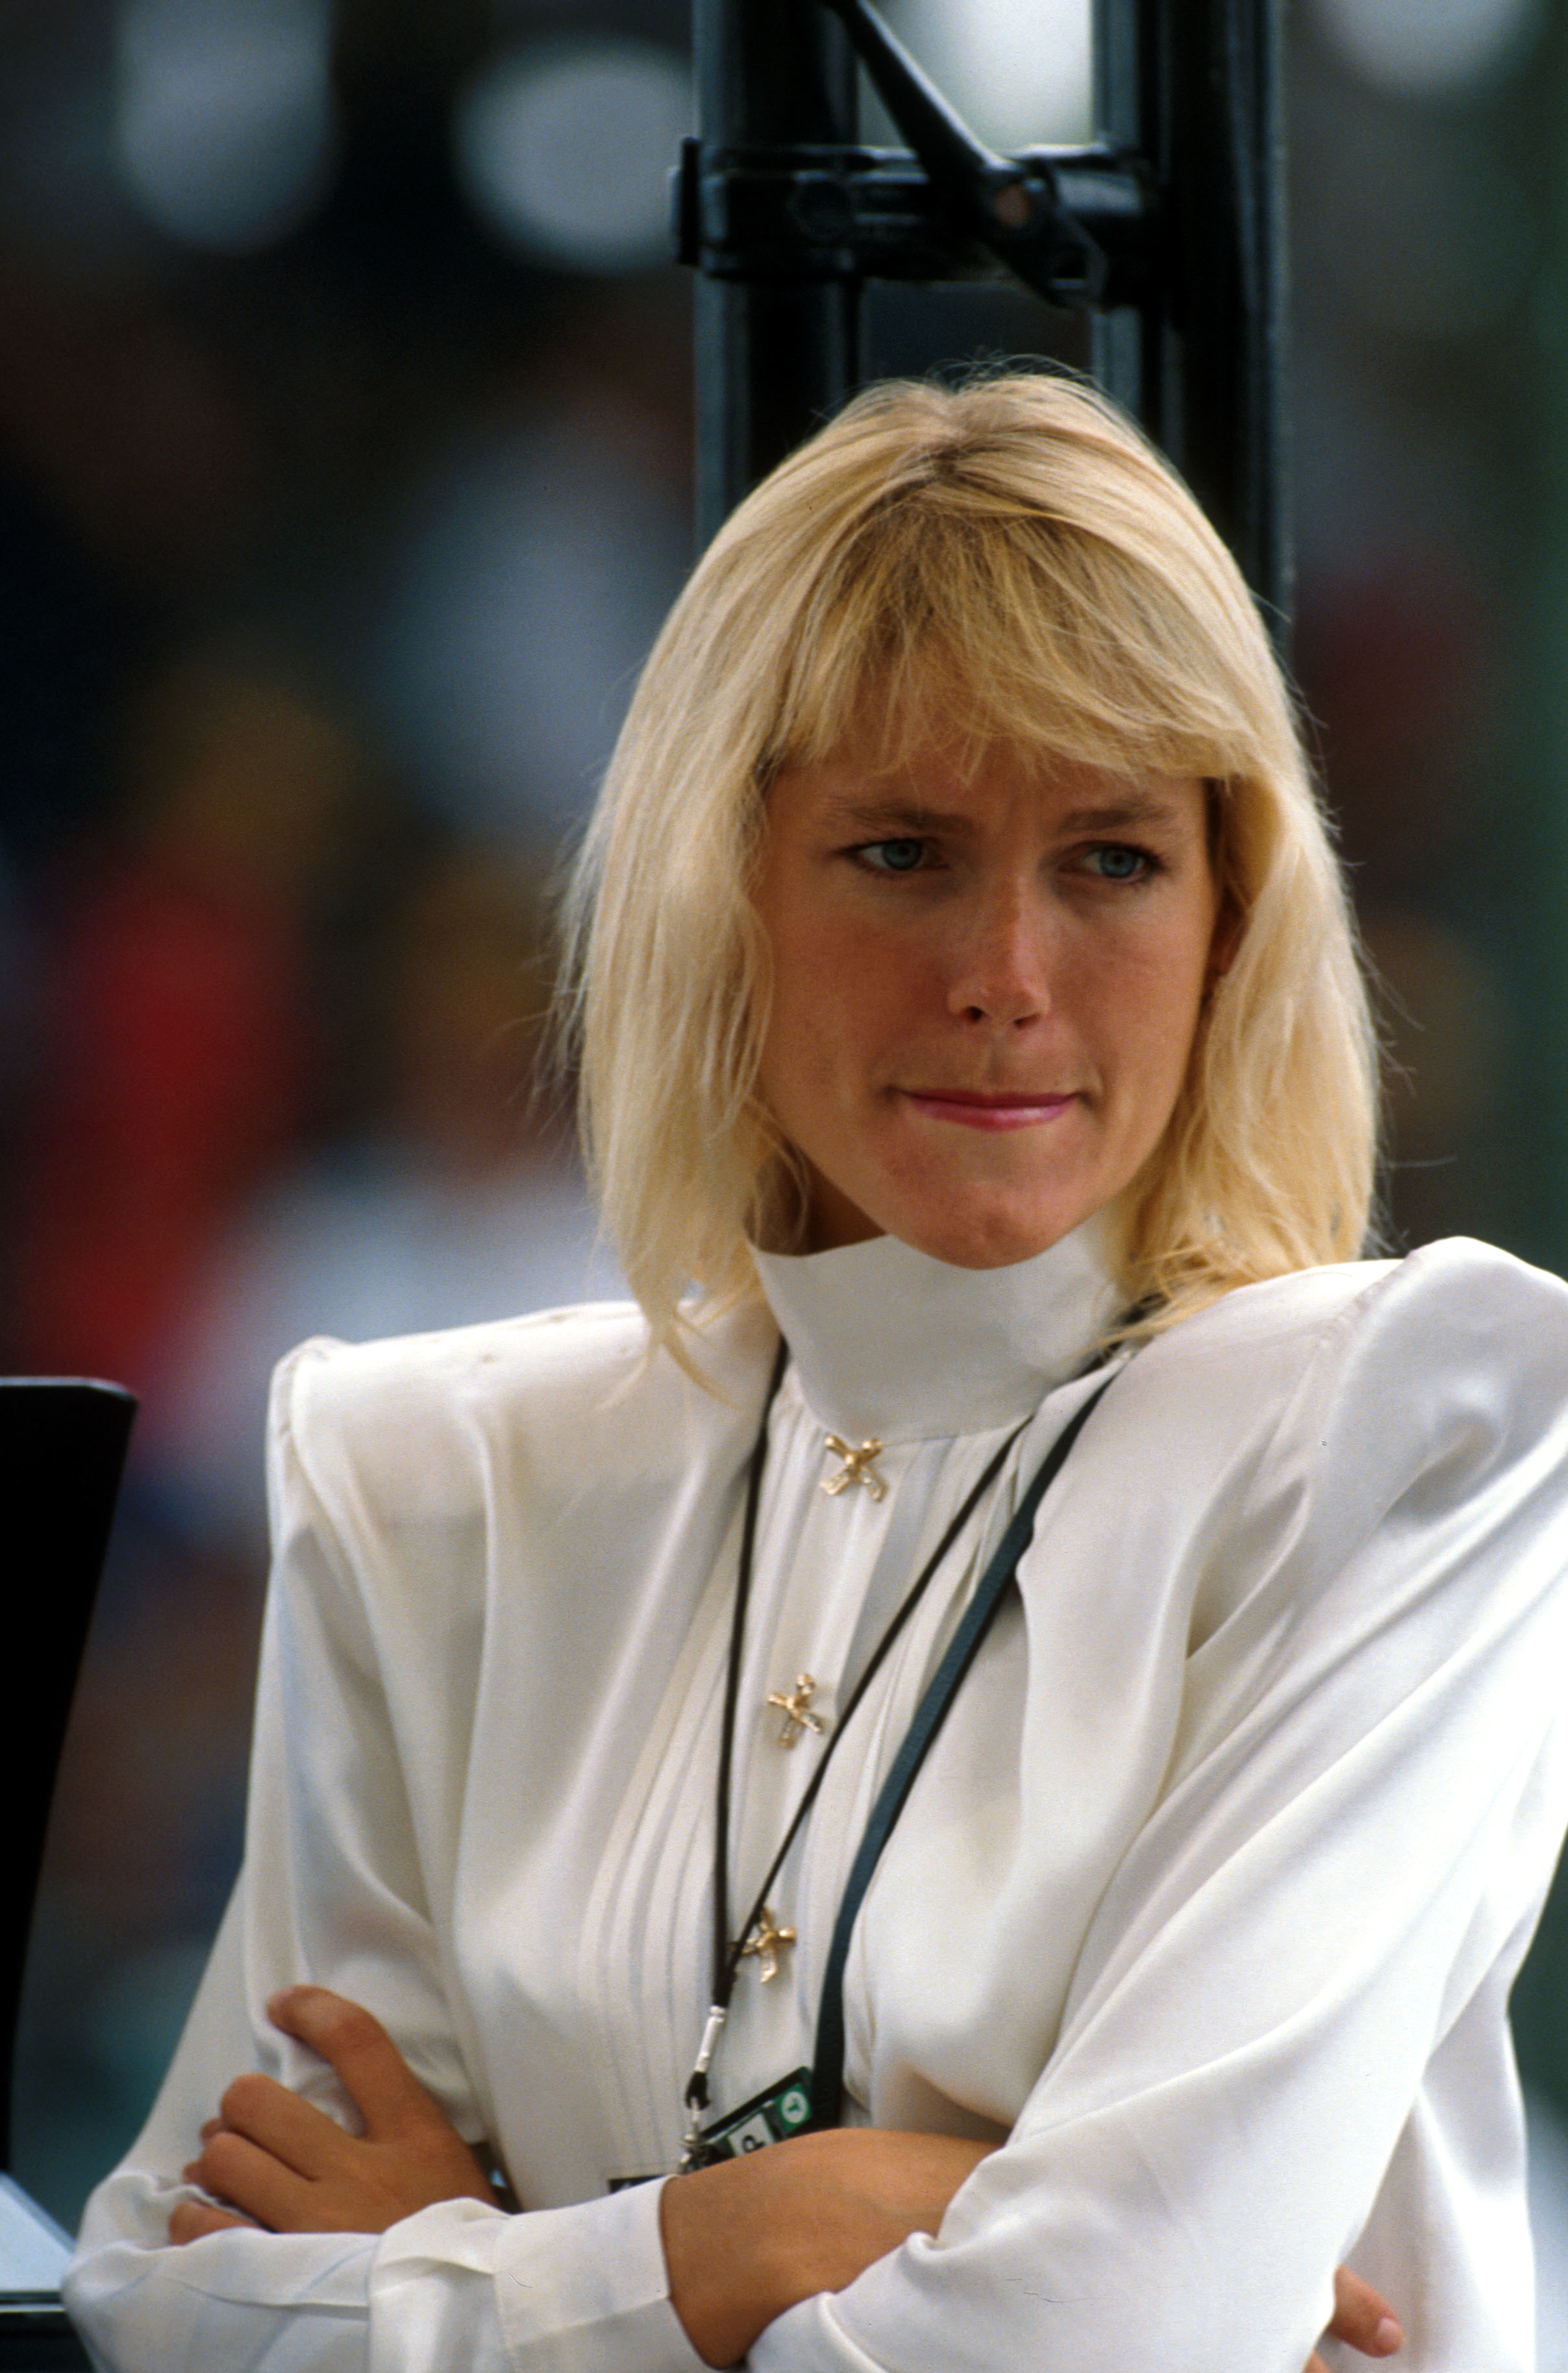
[740, 1906, 797, 1983]
[822, 1434, 886, 1499]
[765, 1672, 827, 1746]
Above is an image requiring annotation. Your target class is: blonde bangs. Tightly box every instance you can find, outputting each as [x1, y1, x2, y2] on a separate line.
[761, 447, 1282, 797]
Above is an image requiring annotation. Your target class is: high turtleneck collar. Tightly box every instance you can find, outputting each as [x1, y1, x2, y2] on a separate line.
[751, 1215, 1121, 1444]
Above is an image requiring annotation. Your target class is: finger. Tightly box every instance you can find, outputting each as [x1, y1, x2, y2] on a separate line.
[182, 2150, 258, 2190]
[168, 2201, 251, 2244]
[1304, 2357, 1328, 2373]
[267, 1987, 444, 2144]
[190, 2128, 319, 2233]
[216, 2071, 358, 2181]
[1328, 2266, 1404, 2355]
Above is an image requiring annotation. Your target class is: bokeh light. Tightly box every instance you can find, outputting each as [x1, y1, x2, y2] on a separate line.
[1313, 0, 1541, 97]
[453, 37, 691, 273]
[113, 0, 336, 252]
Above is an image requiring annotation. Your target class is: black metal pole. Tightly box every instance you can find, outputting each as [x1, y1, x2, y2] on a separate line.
[1096, 0, 1290, 627]
[692, 0, 860, 547]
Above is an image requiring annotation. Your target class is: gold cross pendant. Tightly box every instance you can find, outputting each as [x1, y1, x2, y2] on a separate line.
[740, 1905, 797, 1983]
[822, 1434, 886, 1500]
[765, 1672, 828, 1747]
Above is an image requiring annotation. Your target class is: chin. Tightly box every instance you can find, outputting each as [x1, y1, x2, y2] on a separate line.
[892, 1205, 1084, 1270]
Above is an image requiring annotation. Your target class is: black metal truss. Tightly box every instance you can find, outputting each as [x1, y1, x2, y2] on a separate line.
[685, 0, 1288, 626]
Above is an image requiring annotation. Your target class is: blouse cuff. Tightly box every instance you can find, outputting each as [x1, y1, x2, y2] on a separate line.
[371, 2181, 705, 2373]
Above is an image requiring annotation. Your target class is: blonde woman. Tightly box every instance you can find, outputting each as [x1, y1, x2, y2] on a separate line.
[68, 376, 1568, 2373]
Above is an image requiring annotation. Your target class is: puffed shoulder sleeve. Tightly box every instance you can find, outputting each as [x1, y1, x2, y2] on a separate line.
[66, 1336, 703, 2373]
[753, 1240, 1568, 2373]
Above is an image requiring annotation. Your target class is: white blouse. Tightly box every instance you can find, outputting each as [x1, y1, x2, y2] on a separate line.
[66, 1225, 1568, 2373]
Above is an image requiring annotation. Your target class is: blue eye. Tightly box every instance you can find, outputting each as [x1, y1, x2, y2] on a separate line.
[859, 839, 927, 873]
[1086, 845, 1149, 881]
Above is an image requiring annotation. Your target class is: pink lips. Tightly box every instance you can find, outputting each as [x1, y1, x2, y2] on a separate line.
[902, 1089, 1078, 1132]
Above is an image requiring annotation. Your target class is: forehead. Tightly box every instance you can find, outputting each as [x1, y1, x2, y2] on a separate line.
[769, 739, 1209, 836]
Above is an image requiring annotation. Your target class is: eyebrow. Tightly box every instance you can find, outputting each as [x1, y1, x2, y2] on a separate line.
[816, 799, 973, 835]
[814, 791, 1191, 836]
[1054, 795, 1191, 833]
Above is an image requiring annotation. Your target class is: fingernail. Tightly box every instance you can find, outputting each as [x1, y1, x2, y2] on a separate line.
[1374, 2316, 1404, 2353]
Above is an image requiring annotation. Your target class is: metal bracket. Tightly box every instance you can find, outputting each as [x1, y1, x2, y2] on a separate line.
[675, 136, 1151, 310]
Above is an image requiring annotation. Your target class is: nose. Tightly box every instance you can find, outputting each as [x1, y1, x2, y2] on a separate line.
[945, 882, 1054, 1028]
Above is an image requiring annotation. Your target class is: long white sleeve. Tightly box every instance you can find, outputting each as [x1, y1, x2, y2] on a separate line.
[750, 1243, 1568, 2372]
[66, 1322, 708, 2373]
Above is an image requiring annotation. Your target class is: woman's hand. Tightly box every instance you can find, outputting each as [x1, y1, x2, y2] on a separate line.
[660, 2127, 1407, 2371]
[1310, 2267, 1406, 2368]
[168, 1986, 498, 2244]
[660, 2126, 993, 2367]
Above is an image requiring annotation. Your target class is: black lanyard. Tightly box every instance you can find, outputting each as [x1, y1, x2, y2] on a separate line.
[683, 1341, 1116, 2150]
[807, 1369, 1114, 2128]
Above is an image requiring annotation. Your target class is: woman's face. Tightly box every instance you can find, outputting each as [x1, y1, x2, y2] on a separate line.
[752, 734, 1225, 1266]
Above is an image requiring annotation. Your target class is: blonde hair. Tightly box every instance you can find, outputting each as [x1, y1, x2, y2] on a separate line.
[560, 371, 1377, 1366]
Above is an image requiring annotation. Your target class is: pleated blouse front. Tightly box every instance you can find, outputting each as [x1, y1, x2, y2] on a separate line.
[67, 1223, 1568, 2373]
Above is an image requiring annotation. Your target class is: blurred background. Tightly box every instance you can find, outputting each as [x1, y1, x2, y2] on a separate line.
[4, 0, 1568, 2312]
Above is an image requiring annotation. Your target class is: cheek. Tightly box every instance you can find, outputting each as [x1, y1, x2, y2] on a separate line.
[1151, 966, 1212, 1081]
[1101, 927, 1213, 1094]
[758, 945, 853, 1128]
[767, 915, 903, 1064]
